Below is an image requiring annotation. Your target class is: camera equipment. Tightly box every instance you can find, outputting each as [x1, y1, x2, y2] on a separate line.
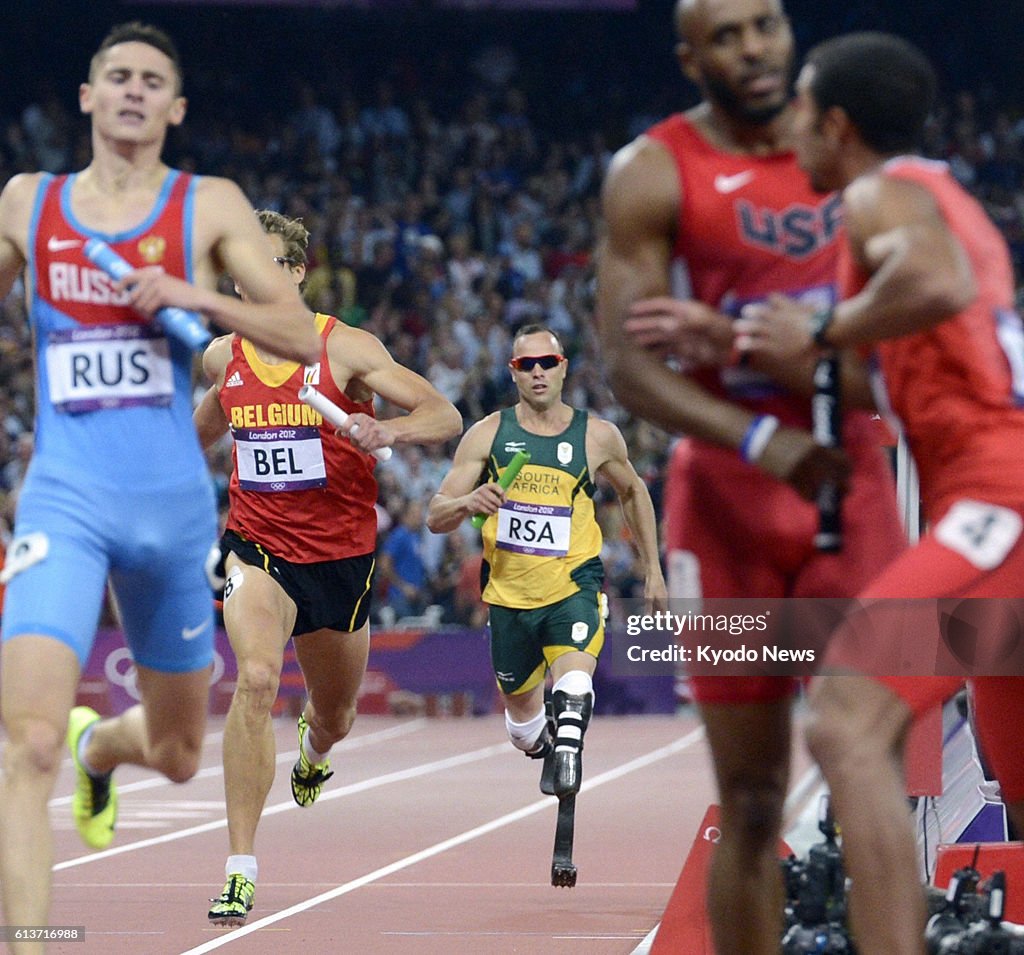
[781, 795, 856, 954]
[927, 867, 1024, 953]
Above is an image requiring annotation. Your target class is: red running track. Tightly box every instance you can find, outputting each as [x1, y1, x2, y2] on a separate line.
[30, 712, 739, 954]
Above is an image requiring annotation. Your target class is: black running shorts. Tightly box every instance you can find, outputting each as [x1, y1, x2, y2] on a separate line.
[222, 529, 375, 636]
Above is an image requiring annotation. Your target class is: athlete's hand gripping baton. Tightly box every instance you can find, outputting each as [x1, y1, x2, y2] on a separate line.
[298, 384, 393, 462]
[83, 239, 212, 352]
[812, 353, 843, 552]
[471, 450, 530, 529]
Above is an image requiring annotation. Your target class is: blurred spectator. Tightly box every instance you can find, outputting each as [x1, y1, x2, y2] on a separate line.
[360, 81, 411, 144]
[356, 239, 401, 311]
[378, 498, 428, 620]
[427, 339, 469, 407]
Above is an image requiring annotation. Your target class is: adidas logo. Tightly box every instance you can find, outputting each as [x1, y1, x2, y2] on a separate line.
[225, 371, 244, 388]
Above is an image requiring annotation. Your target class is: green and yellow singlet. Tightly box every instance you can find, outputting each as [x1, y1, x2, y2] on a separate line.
[480, 406, 604, 609]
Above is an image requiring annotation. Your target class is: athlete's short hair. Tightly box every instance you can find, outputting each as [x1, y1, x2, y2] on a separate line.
[90, 22, 184, 95]
[805, 32, 936, 155]
[513, 323, 564, 354]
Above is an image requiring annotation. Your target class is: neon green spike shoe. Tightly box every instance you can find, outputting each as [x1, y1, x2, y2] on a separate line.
[290, 714, 334, 808]
[208, 874, 255, 926]
[67, 706, 117, 850]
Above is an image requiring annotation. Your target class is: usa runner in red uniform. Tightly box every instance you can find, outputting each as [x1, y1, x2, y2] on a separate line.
[195, 211, 459, 926]
[739, 33, 1024, 953]
[596, 2, 903, 951]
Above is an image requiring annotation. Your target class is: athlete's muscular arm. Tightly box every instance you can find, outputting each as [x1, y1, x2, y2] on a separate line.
[114, 178, 320, 365]
[597, 139, 848, 501]
[0, 174, 40, 300]
[827, 175, 977, 346]
[326, 326, 461, 455]
[586, 417, 667, 611]
[426, 416, 502, 534]
[192, 335, 232, 450]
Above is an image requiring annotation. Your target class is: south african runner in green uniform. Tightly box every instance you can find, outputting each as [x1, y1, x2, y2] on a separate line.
[428, 325, 666, 883]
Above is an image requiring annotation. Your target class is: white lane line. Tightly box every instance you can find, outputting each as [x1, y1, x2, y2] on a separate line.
[53, 741, 506, 871]
[784, 765, 824, 822]
[178, 729, 706, 954]
[49, 718, 426, 806]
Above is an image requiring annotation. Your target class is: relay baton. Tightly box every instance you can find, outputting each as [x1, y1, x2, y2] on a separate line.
[83, 239, 212, 352]
[298, 384, 392, 462]
[471, 450, 531, 529]
[812, 353, 843, 552]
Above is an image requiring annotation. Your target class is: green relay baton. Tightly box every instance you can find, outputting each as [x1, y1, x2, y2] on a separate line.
[471, 450, 531, 529]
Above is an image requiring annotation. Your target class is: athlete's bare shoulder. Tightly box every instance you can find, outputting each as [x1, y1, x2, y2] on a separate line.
[324, 320, 391, 373]
[583, 413, 628, 469]
[191, 176, 264, 248]
[605, 132, 679, 202]
[462, 410, 502, 446]
[603, 134, 680, 250]
[0, 172, 46, 248]
[0, 173, 46, 295]
[200, 333, 234, 383]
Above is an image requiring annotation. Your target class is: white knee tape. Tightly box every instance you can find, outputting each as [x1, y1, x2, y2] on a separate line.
[552, 670, 593, 700]
[505, 707, 548, 752]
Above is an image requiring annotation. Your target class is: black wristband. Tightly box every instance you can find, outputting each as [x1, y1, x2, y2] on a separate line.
[809, 308, 836, 349]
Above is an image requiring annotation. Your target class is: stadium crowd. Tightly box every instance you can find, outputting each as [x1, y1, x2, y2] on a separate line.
[0, 38, 1021, 626]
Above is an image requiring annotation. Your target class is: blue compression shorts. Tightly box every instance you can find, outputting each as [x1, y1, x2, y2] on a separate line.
[1, 464, 218, 672]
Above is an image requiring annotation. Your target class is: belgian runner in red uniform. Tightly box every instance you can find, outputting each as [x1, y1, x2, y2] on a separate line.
[738, 33, 1024, 953]
[596, 3, 903, 951]
[195, 211, 460, 926]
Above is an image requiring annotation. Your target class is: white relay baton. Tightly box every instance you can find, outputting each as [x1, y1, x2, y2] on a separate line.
[298, 384, 392, 462]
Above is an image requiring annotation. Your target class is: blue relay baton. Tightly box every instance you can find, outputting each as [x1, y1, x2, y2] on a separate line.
[83, 238, 212, 352]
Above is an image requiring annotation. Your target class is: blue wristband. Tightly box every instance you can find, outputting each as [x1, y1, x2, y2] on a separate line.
[739, 414, 780, 464]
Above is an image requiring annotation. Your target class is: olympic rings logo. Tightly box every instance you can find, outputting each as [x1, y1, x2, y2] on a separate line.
[103, 648, 226, 701]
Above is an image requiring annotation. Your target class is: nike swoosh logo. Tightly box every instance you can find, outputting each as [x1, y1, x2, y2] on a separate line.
[181, 621, 210, 640]
[714, 171, 755, 194]
[47, 236, 83, 252]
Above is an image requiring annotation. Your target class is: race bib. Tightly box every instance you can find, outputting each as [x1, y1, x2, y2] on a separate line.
[934, 499, 1023, 570]
[234, 426, 327, 492]
[495, 500, 571, 557]
[46, 325, 173, 412]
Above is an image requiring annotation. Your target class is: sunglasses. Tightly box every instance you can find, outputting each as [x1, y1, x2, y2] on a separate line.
[274, 256, 299, 267]
[509, 354, 565, 372]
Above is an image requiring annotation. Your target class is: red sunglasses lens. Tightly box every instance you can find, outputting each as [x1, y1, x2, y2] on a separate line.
[512, 355, 562, 371]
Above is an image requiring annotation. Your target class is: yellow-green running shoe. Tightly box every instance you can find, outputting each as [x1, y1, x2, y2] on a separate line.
[290, 714, 333, 807]
[66, 706, 117, 850]
[208, 874, 255, 926]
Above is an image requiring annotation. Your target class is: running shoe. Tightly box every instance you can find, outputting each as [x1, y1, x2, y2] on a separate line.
[67, 706, 117, 850]
[208, 874, 255, 926]
[290, 714, 334, 807]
